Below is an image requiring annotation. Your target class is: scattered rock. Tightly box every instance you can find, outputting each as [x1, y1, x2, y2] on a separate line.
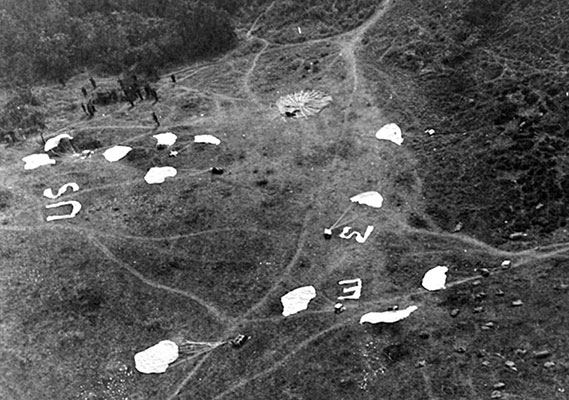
[481, 322, 495, 330]
[534, 350, 551, 359]
[415, 360, 427, 368]
[418, 331, 430, 339]
[509, 232, 528, 240]
[514, 348, 527, 356]
[479, 268, 490, 277]
[495, 289, 505, 296]
[425, 128, 436, 135]
[455, 346, 467, 354]
[452, 222, 463, 232]
[491, 390, 503, 399]
[501, 260, 511, 269]
[544, 361, 556, 369]
[472, 280, 482, 287]
[505, 360, 517, 371]
[481, 360, 490, 367]
[450, 308, 460, 317]
[473, 306, 485, 313]
[493, 382, 506, 390]
[511, 299, 524, 307]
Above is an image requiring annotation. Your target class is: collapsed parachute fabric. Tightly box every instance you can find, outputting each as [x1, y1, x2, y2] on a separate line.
[194, 135, 221, 145]
[422, 266, 448, 291]
[360, 305, 418, 324]
[144, 166, 177, 184]
[276, 90, 332, 118]
[375, 123, 403, 145]
[134, 340, 179, 374]
[153, 132, 177, 146]
[281, 286, 317, 317]
[350, 191, 384, 208]
[44, 133, 73, 152]
[103, 146, 132, 162]
[22, 154, 56, 170]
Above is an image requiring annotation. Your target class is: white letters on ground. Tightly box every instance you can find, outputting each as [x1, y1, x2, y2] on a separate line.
[281, 286, 317, 317]
[339, 226, 374, 243]
[43, 182, 80, 199]
[45, 200, 82, 221]
[359, 305, 418, 324]
[134, 340, 179, 374]
[144, 167, 177, 184]
[337, 278, 362, 300]
[421, 266, 449, 291]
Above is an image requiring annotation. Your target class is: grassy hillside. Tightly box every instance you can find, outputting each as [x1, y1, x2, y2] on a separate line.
[1, 0, 569, 399]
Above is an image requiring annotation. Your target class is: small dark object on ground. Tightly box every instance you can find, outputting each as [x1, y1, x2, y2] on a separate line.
[81, 87, 87, 97]
[171, 74, 176, 83]
[479, 268, 490, 277]
[211, 167, 224, 175]
[89, 77, 97, 89]
[386, 305, 399, 311]
[152, 112, 160, 127]
[230, 334, 250, 348]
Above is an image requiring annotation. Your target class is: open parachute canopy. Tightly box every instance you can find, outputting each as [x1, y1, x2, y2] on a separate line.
[276, 90, 332, 118]
[360, 305, 418, 324]
[134, 340, 179, 374]
[350, 191, 384, 208]
[44, 133, 73, 152]
[281, 286, 317, 317]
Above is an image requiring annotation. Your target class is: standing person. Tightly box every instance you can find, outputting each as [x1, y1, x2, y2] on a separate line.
[171, 74, 176, 83]
[152, 112, 160, 127]
[89, 77, 97, 89]
[81, 87, 87, 97]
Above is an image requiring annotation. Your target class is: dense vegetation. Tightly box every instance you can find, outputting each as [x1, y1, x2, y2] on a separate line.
[363, 0, 569, 243]
[0, 0, 237, 85]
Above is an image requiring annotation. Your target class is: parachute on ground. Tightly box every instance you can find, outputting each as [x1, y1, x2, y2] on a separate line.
[360, 305, 418, 324]
[421, 266, 448, 291]
[153, 132, 177, 147]
[22, 154, 56, 170]
[103, 146, 132, 162]
[44, 133, 73, 152]
[281, 286, 317, 317]
[375, 123, 403, 145]
[276, 90, 332, 118]
[144, 166, 177, 184]
[134, 340, 179, 374]
[194, 135, 221, 145]
[350, 191, 384, 208]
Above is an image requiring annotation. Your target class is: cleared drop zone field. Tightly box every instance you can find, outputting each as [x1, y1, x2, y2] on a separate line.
[1, 1, 569, 399]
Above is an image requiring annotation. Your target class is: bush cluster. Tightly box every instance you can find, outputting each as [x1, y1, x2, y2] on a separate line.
[0, 0, 237, 84]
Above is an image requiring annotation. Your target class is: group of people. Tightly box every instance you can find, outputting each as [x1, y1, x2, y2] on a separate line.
[79, 74, 167, 125]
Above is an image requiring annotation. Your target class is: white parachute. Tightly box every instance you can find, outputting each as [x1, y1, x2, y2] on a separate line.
[281, 286, 317, 317]
[153, 132, 177, 147]
[360, 305, 418, 324]
[144, 166, 177, 184]
[103, 146, 132, 162]
[349, 191, 384, 208]
[134, 340, 179, 374]
[22, 154, 56, 170]
[375, 123, 403, 145]
[194, 135, 221, 145]
[421, 266, 449, 291]
[44, 133, 73, 152]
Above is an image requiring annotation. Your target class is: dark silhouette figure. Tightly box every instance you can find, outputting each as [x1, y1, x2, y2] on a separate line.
[171, 74, 176, 83]
[150, 88, 159, 103]
[81, 103, 87, 115]
[152, 112, 160, 127]
[81, 87, 87, 97]
[89, 77, 97, 89]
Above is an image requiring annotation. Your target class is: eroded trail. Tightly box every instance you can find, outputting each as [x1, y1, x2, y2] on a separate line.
[4, 0, 568, 399]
